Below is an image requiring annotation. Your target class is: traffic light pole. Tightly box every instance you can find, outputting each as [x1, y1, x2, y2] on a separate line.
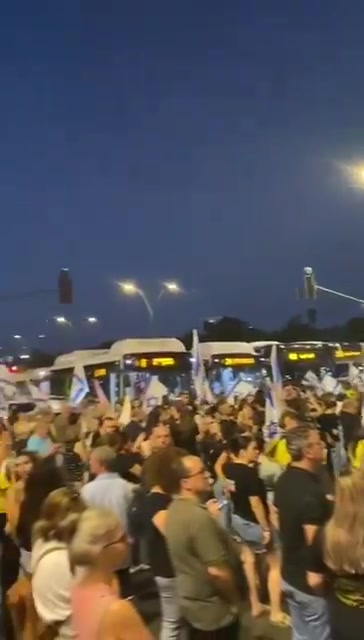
[316, 285, 364, 306]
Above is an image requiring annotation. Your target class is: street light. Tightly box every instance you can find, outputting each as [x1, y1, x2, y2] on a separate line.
[54, 316, 69, 325]
[13, 335, 22, 340]
[86, 316, 98, 324]
[163, 281, 182, 294]
[118, 281, 154, 320]
[338, 161, 364, 190]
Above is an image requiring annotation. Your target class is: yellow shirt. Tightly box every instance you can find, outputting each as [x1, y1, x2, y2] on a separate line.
[266, 437, 292, 467]
[0, 472, 10, 513]
[349, 440, 364, 470]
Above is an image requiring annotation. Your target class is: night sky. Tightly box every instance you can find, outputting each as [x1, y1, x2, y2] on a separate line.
[1, 1, 364, 354]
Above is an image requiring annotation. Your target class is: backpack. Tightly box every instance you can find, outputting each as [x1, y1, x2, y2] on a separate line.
[7, 545, 67, 640]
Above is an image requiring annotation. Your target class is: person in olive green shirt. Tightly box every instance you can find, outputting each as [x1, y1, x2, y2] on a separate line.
[165, 454, 242, 639]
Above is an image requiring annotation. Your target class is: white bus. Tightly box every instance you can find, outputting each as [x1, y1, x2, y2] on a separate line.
[50, 338, 192, 402]
[199, 341, 263, 395]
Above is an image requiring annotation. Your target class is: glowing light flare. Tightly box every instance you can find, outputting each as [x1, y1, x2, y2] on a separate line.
[337, 161, 364, 190]
[163, 281, 182, 294]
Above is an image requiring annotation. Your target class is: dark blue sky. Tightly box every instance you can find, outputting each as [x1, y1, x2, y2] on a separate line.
[1, 1, 364, 353]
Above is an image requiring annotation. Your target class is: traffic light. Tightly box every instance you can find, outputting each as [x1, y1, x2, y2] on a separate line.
[58, 269, 73, 304]
[303, 267, 317, 300]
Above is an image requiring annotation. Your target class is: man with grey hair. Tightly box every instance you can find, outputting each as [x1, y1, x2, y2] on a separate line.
[81, 445, 135, 596]
[274, 424, 332, 640]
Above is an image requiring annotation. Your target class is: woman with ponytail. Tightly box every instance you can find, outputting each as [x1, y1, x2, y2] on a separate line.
[30, 487, 86, 639]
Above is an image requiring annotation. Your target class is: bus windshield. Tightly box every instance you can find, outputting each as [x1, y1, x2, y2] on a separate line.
[205, 354, 264, 395]
[123, 351, 192, 397]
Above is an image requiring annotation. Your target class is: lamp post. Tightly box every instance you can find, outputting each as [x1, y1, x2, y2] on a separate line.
[119, 282, 154, 320]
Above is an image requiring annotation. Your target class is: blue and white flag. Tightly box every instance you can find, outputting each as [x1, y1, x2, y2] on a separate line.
[191, 330, 215, 405]
[321, 372, 341, 395]
[142, 376, 168, 413]
[270, 344, 283, 419]
[263, 382, 281, 442]
[227, 379, 256, 402]
[69, 364, 89, 406]
[303, 370, 320, 391]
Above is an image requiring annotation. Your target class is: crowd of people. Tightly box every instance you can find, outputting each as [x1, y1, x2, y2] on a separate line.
[0, 382, 363, 639]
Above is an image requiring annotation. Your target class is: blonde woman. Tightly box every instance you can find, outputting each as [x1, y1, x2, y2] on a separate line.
[31, 486, 86, 639]
[307, 472, 364, 640]
[70, 508, 152, 640]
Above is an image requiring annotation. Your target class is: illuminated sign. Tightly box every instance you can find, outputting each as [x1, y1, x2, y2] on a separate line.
[93, 368, 107, 377]
[287, 352, 316, 361]
[137, 357, 176, 368]
[335, 350, 362, 359]
[221, 357, 256, 366]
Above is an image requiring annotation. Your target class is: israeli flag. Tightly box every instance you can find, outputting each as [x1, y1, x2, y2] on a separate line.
[263, 382, 281, 442]
[142, 376, 168, 413]
[303, 370, 320, 390]
[69, 364, 89, 406]
[191, 330, 214, 404]
[270, 344, 283, 419]
[321, 372, 341, 395]
[227, 379, 256, 402]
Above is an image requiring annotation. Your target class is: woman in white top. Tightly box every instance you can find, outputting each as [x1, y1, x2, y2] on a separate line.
[31, 486, 86, 639]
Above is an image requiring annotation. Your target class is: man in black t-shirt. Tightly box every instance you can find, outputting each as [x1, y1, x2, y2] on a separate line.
[274, 424, 332, 640]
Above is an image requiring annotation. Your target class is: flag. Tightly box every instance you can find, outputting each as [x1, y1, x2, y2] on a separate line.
[227, 379, 256, 402]
[119, 395, 131, 426]
[142, 376, 168, 413]
[270, 344, 283, 419]
[263, 382, 281, 442]
[321, 373, 340, 394]
[191, 330, 214, 405]
[69, 364, 89, 406]
[302, 370, 320, 390]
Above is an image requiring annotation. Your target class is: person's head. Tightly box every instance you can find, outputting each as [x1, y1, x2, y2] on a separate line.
[143, 446, 188, 493]
[89, 446, 116, 477]
[320, 393, 337, 412]
[227, 434, 260, 465]
[33, 415, 50, 439]
[237, 401, 254, 425]
[96, 431, 125, 453]
[286, 424, 325, 469]
[15, 452, 36, 481]
[216, 398, 233, 417]
[280, 410, 301, 432]
[324, 472, 364, 574]
[172, 454, 211, 499]
[282, 383, 300, 401]
[33, 486, 86, 544]
[70, 508, 129, 574]
[22, 457, 67, 526]
[148, 423, 172, 452]
[99, 416, 118, 436]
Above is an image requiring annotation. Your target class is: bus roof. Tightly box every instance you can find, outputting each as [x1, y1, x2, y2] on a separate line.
[51, 349, 110, 370]
[199, 342, 257, 359]
[109, 338, 186, 358]
[51, 338, 187, 370]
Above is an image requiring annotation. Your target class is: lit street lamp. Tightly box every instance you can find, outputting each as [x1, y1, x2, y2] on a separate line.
[13, 335, 22, 340]
[119, 281, 154, 320]
[163, 281, 182, 294]
[54, 316, 70, 325]
[86, 316, 98, 324]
